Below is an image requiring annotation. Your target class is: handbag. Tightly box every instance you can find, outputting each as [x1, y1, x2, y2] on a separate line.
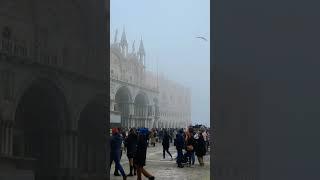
[187, 145, 193, 151]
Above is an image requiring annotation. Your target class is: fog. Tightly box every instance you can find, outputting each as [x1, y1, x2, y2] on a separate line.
[111, 0, 210, 127]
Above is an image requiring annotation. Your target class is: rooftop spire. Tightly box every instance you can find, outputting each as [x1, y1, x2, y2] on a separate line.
[132, 40, 136, 53]
[138, 37, 145, 55]
[120, 27, 127, 46]
[138, 37, 146, 65]
[114, 29, 118, 43]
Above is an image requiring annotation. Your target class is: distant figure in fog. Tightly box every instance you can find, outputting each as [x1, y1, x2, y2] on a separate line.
[162, 130, 173, 160]
[169, 129, 173, 143]
[150, 130, 156, 147]
[158, 129, 163, 143]
[110, 128, 127, 180]
[202, 128, 208, 153]
[134, 128, 155, 180]
[146, 129, 150, 147]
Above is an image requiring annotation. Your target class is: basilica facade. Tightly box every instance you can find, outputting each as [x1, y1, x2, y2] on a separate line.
[110, 29, 191, 129]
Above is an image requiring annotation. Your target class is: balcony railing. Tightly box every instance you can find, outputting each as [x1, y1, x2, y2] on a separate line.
[0, 38, 104, 80]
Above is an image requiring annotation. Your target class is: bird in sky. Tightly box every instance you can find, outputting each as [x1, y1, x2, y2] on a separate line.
[196, 36, 208, 41]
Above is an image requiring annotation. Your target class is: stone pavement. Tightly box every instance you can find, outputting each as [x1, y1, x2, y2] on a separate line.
[110, 142, 210, 180]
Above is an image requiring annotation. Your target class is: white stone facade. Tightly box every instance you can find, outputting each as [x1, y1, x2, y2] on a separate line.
[110, 29, 191, 128]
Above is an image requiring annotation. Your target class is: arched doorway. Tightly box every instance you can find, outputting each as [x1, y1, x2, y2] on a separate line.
[114, 86, 131, 127]
[134, 93, 148, 128]
[78, 97, 106, 179]
[13, 79, 69, 180]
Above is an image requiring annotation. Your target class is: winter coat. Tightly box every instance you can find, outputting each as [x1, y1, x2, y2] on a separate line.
[125, 133, 138, 155]
[134, 134, 148, 166]
[195, 134, 206, 157]
[175, 133, 184, 150]
[150, 132, 156, 144]
[185, 136, 196, 152]
[162, 133, 170, 149]
[110, 133, 122, 155]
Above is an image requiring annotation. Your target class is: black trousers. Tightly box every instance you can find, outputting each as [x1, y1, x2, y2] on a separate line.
[163, 147, 172, 159]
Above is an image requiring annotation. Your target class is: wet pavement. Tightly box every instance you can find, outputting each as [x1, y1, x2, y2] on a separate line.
[110, 142, 211, 180]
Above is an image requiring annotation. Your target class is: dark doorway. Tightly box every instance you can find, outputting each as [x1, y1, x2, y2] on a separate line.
[114, 86, 131, 127]
[78, 97, 106, 179]
[13, 79, 69, 180]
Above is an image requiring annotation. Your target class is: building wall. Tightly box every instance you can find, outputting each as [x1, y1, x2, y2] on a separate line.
[110, 32, 191, 128]
[0, 1, 107, 179]
[158, 75, 191, 128]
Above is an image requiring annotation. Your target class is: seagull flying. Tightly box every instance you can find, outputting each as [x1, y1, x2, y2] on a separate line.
[196, 36, 208, 41]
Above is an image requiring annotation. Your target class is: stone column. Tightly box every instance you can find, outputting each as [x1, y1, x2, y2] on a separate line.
[0, 102, 14, 156]
[129, 102, 134, 116]
[0, 120, 13, 156]
[110, 100, 115, 111]
[58, 130, 78, 179]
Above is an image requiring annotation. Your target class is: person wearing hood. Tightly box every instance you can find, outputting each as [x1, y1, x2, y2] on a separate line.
[174, 128, 185, 168]
[110, 128, 127, 180]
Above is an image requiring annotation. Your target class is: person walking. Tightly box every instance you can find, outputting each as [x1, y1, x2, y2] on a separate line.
[146, 129, 150, 147]
[169, 129, 173, 143]
[162, 130, 173, 160]
[134, 128, 155, 180]
[173, 129, 177, 143]
[195, 130, 207, 166]
[172, 129, 177, 159]
[191, 129, 196, 165]
[202, 127, 208, 153]
[175, 128, 185, 168]
[158, 129, 163, 143]
[125, 128, 138, 176]
[150, 130, 156, 147]
[110, 128, 127, 180]
[114, 129, 126, 176]
[185, 127, 196, 167]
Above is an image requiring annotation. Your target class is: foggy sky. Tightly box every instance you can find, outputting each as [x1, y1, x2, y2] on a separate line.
[111, 0, 210, 127]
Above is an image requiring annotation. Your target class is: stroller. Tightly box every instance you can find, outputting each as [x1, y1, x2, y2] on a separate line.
[181, 151, 192, 167]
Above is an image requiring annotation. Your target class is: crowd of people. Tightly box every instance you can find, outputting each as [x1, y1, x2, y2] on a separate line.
[109, 125, 210, 180]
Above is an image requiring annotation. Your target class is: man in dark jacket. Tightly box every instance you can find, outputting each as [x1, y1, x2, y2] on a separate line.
[124, 128, 138, 176]
[134, 128, 155, 180]
[175, 128, 185, 168]
[162, 130, 173, 160]
[110, 128, 127, 180]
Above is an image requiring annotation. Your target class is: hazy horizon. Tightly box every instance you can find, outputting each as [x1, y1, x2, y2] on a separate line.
[111, 0, 210, 127]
